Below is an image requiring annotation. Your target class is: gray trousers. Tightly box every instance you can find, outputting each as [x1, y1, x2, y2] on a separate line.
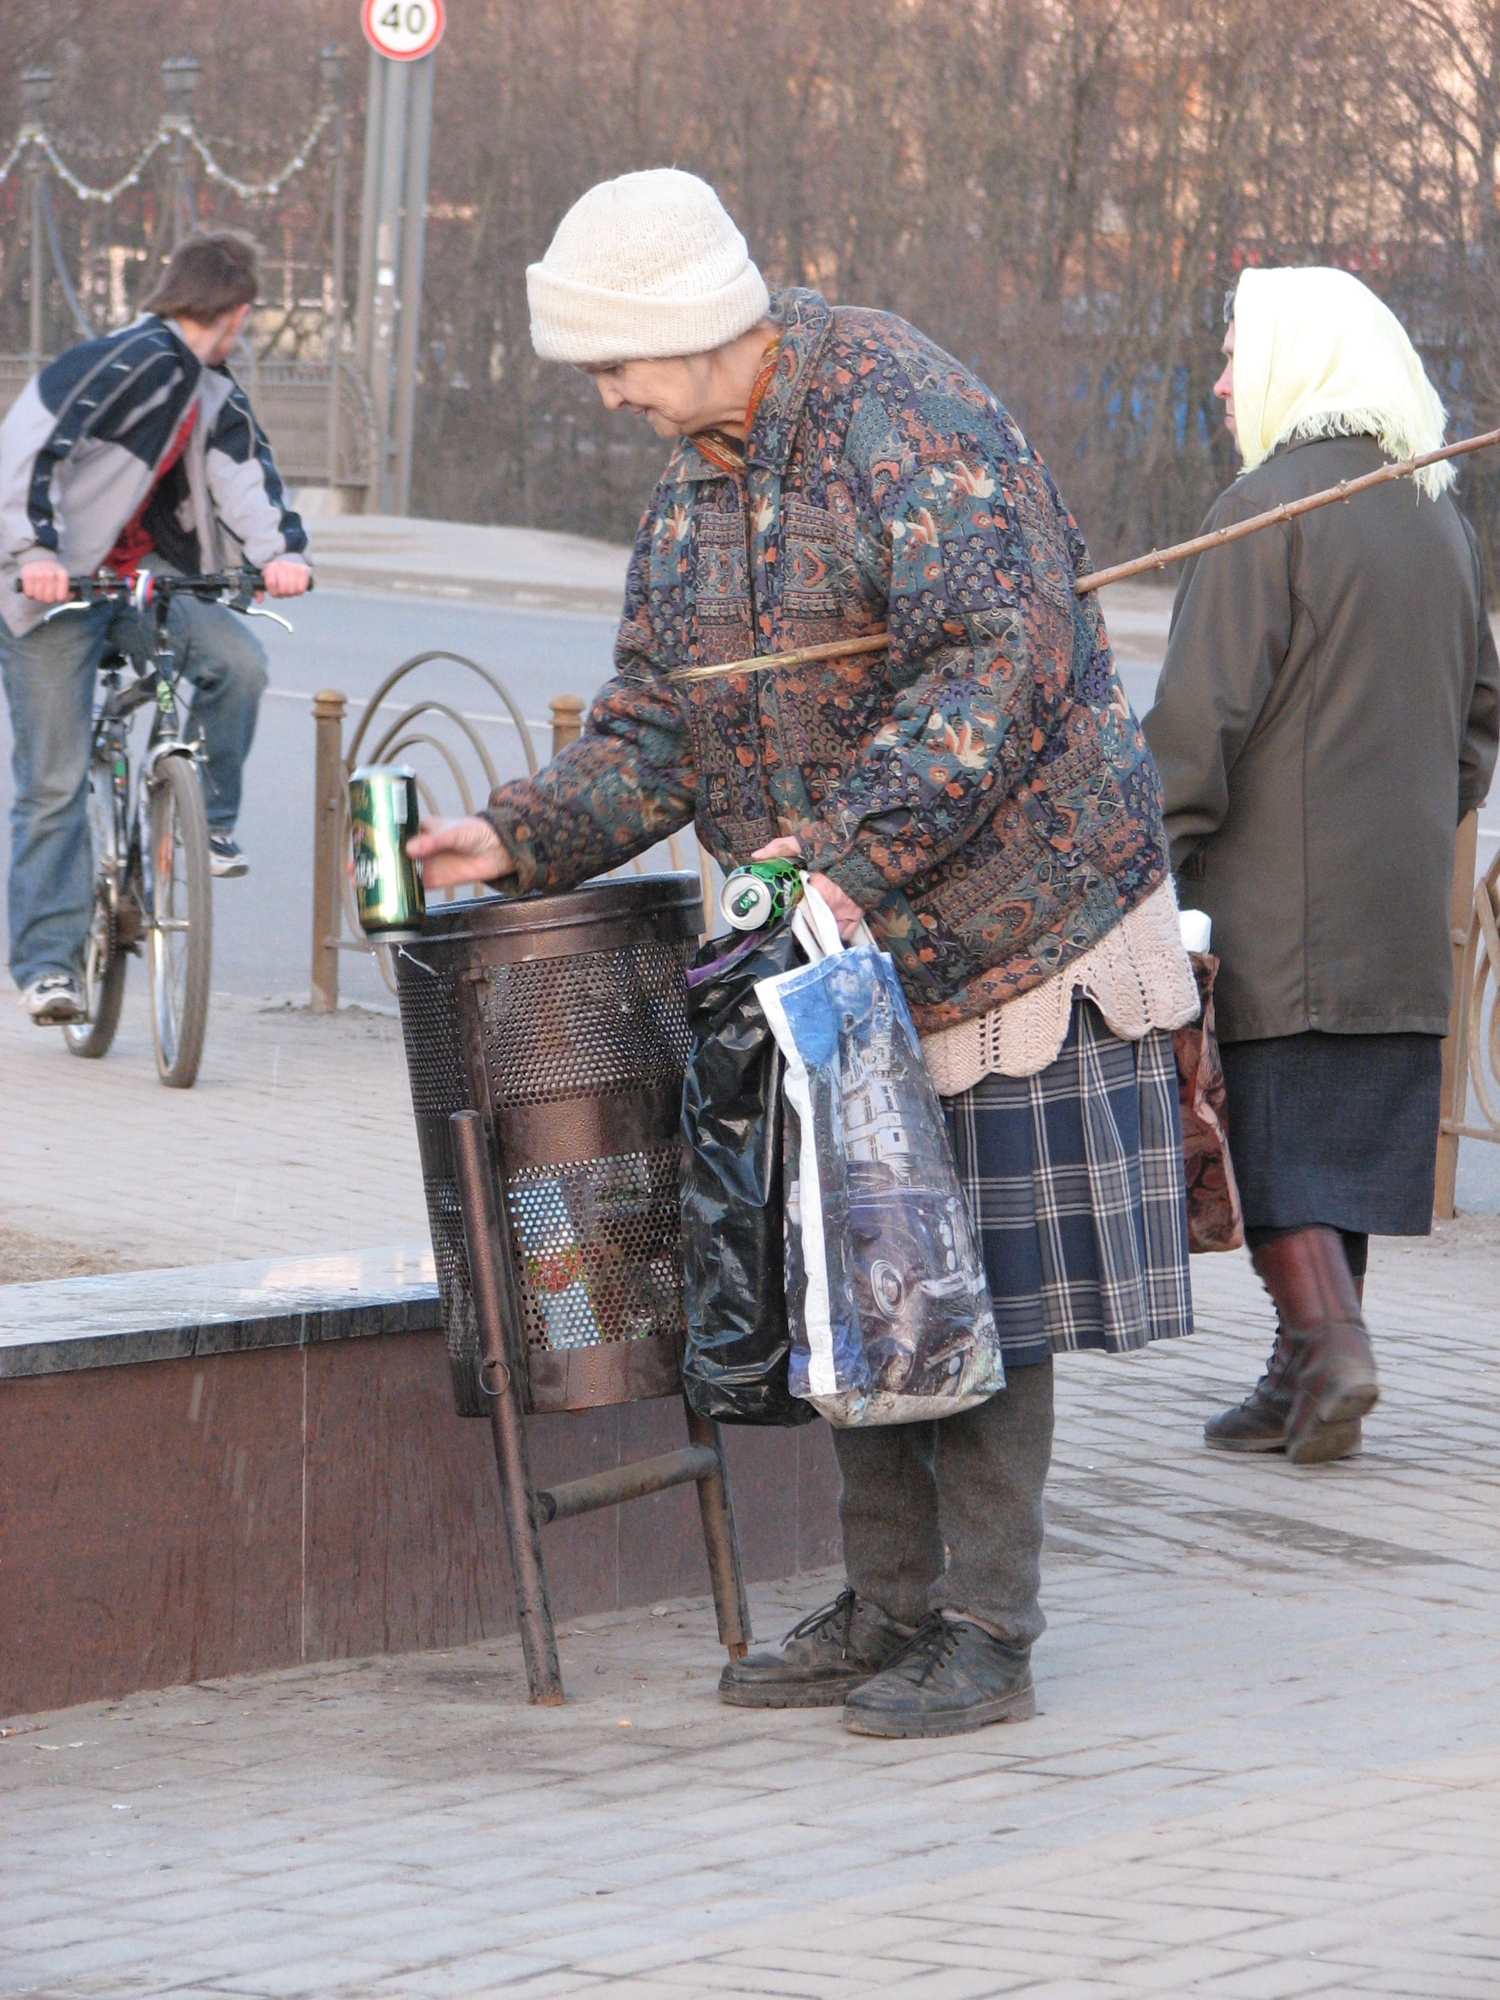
[832, 1355, 1053, 1652]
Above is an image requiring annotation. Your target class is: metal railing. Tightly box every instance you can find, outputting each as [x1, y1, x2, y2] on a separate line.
[0, 354, 375, 501]
[310, 669, 717, 1011]
[1435, 811, 1500, 1214]
[248, 357, 376, 493]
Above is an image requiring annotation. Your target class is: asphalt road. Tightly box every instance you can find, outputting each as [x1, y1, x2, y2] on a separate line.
[3, 586, 1498, 1212]
[0, 588, 623, 1012]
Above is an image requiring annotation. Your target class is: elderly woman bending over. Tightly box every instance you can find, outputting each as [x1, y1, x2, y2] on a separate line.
[1145, 269, 1499, 1465]
[416, 171, 1199, 1736]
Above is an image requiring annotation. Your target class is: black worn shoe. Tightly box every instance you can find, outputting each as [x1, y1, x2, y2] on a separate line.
[718, 1589, 910, 1709]
[1204, 1335, 1294, 1453]
[843, 1614, 1037, 1739]
[1205, 1332, 1360, 1461]
[209, 834, 249, 879]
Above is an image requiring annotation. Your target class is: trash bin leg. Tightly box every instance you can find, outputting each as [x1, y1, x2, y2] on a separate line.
[451, 1111, 564, 1706]
[684, 1402, 752, 1658]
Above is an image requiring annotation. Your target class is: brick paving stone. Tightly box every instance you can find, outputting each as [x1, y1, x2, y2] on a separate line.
[877, 1972, 1023, 1999]
[1210, 1966, 1368, 2000]
[986, 1981, 1136, 2000]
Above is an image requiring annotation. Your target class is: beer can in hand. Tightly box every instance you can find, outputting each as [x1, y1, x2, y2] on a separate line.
[349, 764, 425, 943]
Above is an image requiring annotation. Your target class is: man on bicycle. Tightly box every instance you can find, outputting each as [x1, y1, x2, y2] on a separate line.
[0, 229, 310, 1024]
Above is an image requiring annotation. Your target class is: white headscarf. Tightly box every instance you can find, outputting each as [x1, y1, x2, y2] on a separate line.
[1231, 266, 1453, 498]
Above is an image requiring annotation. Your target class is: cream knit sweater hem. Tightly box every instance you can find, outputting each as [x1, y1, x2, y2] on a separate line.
[920, 881, 1200, 1096]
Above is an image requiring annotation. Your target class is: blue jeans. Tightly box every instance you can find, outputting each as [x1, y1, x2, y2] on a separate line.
[2, 578, 268, 986]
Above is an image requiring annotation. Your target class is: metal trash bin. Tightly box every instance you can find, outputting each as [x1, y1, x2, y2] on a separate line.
[392, 873, 749, 1703]
[394, 873, 702, 1417]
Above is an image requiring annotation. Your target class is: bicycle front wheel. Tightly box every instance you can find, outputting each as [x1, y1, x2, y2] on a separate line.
[147, 754, 213, 1088]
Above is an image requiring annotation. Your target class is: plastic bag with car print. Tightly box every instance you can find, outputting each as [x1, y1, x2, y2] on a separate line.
[755, 883, 1005, 1426]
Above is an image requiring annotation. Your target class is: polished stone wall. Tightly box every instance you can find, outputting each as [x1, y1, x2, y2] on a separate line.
[1, 1330, 843, 1717]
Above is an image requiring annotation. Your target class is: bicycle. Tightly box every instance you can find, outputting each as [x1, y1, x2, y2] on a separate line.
[34, 566, 295, 1089]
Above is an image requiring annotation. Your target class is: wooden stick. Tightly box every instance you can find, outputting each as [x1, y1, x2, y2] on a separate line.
[662, 426, 1500, 683]
[667, 631, 891, 684]
[1074, 426, 1500, 595]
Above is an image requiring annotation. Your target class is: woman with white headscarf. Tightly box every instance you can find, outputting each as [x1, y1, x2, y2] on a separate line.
[1145, 267, 1499, 1464]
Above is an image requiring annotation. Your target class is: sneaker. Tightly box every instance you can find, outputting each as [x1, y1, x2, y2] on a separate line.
[209, 833, 249, 879]
[23, 971, 84, 1024]
[843, 1614, 1037, 1738]
[718, 1589, 911, 1709]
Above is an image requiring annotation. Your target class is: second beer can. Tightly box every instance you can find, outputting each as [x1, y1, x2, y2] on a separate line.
[719, 858, 802, 931]
[349, 763, 425, 943]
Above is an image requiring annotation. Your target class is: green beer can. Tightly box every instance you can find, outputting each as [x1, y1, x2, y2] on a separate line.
[719, 858, 803, 931]
[349, 763, 425, 943]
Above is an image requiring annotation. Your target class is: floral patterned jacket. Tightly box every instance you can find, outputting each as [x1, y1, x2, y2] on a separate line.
[483, 288, 1168, 1031]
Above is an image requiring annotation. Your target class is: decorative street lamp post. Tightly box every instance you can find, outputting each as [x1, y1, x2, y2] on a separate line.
[161, 55, 202, 248]
[321, 46, 349, 495]
[21, 67, 54, 372]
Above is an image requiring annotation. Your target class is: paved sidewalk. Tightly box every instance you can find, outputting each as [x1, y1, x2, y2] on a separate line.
[4, 1231, 1497, 1998]
[295, 511, 631, 616]
[0, 984, 421, 1278]
[6, 939, 1500, 1281]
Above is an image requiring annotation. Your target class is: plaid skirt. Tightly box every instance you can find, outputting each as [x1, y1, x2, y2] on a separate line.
[943, 998, 1193, 1368]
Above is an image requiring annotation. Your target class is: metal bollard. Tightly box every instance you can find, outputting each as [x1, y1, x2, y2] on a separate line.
[310, 689, 348, 1015]
[548, 692, 584, 757]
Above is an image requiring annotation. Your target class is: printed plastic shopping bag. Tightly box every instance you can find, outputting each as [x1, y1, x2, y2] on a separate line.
[755, 886, 1004, 1426]
[679, 923, 817, 1426]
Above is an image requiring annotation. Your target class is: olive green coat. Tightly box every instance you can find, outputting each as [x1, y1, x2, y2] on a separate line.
[1142, 435, 1500, 1043]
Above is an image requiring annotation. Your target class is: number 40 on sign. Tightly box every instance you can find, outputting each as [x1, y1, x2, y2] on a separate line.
[362, 0, 445, 61]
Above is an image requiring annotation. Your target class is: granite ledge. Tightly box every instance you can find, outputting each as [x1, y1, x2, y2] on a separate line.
[0, 1247, 441, 1380]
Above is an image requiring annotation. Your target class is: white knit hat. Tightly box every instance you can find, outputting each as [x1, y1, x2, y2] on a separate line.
[527, 169, 770, 366]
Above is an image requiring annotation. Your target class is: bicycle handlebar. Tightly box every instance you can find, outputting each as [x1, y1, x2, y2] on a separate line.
[21, 564, 312, 629]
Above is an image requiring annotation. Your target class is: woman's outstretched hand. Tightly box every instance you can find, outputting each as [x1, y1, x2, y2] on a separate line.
[751, 836, 866, 941]
[407, 815, 514, 890]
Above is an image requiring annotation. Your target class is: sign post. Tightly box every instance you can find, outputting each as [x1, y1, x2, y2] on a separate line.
[355, 0, 444, 513]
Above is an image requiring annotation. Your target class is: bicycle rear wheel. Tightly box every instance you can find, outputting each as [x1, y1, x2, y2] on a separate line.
[147, 754, 212, 1088]
[65, 766, 128, 1060]
[64, 891, 127, 1059]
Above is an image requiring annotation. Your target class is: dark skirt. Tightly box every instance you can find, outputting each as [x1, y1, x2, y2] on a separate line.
[944, 998, 1193, 1369]
[1219, 1032, 1442, 1238]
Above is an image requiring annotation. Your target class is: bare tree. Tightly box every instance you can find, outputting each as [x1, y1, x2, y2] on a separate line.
[10, 0, 1500, 566]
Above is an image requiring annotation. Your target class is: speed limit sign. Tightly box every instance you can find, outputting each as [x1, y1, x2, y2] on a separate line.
[361, 0, 445, 61]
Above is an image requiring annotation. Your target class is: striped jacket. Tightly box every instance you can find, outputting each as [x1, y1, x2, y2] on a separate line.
[0, 315, 308, 637]
[483, 288, 1168, 1030]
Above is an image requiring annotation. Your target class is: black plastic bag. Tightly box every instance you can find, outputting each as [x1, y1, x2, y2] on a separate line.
[680, 924, 817, 1426]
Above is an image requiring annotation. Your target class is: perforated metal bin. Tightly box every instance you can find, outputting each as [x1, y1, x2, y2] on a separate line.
[393, 875, 703, 1417]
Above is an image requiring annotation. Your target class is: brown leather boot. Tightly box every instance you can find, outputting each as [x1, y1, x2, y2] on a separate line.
[1251, 1230, 1377, 1464]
